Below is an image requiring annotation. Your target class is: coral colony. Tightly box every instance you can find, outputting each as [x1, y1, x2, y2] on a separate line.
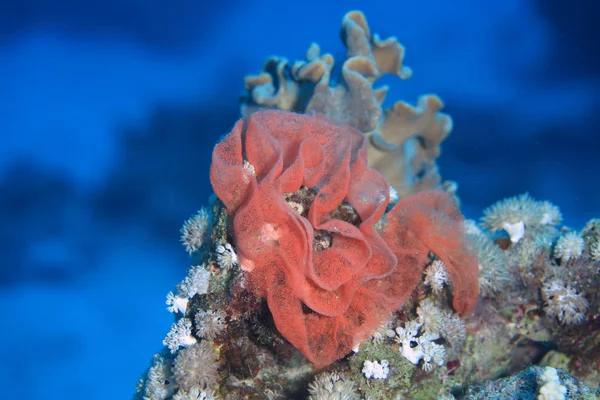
[135, 11, 600, 400]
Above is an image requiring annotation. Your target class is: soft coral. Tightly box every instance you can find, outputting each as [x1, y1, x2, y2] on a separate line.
[210, 110, 477, 366]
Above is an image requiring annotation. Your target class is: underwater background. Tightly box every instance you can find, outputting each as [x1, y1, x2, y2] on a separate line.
[1, 0, 599, 398]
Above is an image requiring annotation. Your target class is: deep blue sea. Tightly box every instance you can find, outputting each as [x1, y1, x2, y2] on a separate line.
[1, 0, 598, 398]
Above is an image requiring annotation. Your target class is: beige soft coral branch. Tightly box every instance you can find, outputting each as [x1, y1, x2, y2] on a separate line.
[241, 10, 453, 198]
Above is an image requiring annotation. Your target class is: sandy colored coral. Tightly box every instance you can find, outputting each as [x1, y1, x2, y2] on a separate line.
[241, 11, 452, 197]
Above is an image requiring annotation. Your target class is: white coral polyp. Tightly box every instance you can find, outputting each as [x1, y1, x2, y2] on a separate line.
[362, 360, 390, 380]
[178, 265, 210, 298]
[163, 318, 197, 353]
[554, 232, 584, 262]
[395, 319, 446, 371]
[538, 367, 567, 400]
[215, 243, 238, 268]
[424, 260, 448, 293]
[167, 291, 190, 314]
[503, 220, 525, 244]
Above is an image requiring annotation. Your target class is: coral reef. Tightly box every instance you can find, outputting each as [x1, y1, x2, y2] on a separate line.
[136, 187, 600, 399]
[241, 11, 453, 198]
[134, 10, 600, 400]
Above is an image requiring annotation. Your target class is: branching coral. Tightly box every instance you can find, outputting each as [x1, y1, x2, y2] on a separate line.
[210, 109, 477, 366]
[241, 11, 452, 197]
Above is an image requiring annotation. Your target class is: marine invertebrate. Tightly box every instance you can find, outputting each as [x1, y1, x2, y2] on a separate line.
[181, 208, 211, 254]
[468, 232, 510, 297]
[541, 280, 588, 325]
[423, 259, 448, 294]
[166, 291, 189, 314]
[172, 386, 216, 400]
[394, 320, 446, 372]
[177, 265, 211, 298]
[242, 11, 452, 197]
[194, 309, 226, 340]
[362, 359, 390, 380]
[481, 193, 544, 243]
[163, 318, 197, 354]
[370, 319, 395, 344]
[210, 109, 477, 366]
[138, 354, 177, 400]
[308, 372, 360, 400]
[591, 239, 600, 261]
[538, 367, 567, 400]
[553, 232, 584, 262]
[214, 243, 238, 269]
[172, 341, 220, 392]
[416, 298, 445, 334]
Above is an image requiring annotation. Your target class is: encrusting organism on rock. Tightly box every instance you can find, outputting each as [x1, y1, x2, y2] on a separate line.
[209, 109, 478, 366]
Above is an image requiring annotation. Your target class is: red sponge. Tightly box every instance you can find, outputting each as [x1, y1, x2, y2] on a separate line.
[210, 110, 477, 366]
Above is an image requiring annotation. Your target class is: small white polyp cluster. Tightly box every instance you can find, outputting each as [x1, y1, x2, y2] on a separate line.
[502, 221, 526, 244]
[395, 320, 445, 372]
[553, 232, 584, 262]
[424, 260, 448, 294]
[166, 264, 211, 315]
[163, 265, 213, 353]
[215, 243, 239, 268]
[538, 367, 567, 400]
[480, 194, 562, 244]
[362, 360, 390, 380]
[163, 318, 197, 353]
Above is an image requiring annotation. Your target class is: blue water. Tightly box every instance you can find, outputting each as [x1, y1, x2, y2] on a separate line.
[1, 0, 598, 398]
